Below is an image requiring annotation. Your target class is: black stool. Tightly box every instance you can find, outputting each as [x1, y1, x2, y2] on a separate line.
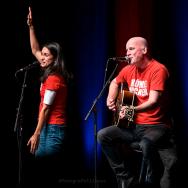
[130, 141, 149, 184]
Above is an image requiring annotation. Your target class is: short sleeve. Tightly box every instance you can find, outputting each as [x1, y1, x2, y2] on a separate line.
[45, 75, 61, 91]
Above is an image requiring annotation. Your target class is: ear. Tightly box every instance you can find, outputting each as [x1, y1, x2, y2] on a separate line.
[142, 47, 147, 54]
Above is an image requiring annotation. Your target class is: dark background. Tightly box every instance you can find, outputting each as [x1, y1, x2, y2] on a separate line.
[1, 0, 188, 187]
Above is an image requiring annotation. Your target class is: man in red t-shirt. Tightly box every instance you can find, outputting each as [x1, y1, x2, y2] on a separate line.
[97, 37, 177, 188]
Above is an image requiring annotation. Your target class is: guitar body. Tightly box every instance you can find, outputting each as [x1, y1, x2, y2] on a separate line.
[113, 83, 136, 127]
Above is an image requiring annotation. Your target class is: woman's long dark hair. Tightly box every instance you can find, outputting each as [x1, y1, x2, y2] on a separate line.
[40, 42, 71, 83]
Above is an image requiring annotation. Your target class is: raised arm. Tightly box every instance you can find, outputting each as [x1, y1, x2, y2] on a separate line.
[27, 7, 42, 62]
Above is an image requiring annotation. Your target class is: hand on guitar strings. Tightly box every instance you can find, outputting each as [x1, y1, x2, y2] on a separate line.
[119, 105, 135, 121]
[107, 97, 116, 111]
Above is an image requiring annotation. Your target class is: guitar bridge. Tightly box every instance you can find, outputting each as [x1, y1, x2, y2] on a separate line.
[125, 105, 135, 122]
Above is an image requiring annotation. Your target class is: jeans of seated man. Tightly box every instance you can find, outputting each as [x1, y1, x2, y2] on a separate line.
[97, 124, 173, 188]
[139, 126, 177, 188]
[97, 126, 135, 188]
[102, 144, 136, 188]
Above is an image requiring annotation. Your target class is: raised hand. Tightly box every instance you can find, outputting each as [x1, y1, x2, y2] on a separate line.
[27, 6, 33, 27]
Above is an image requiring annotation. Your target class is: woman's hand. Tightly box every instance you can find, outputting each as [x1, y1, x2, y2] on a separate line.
[27, 133, 40, 154]
[27, 7, 33, 27]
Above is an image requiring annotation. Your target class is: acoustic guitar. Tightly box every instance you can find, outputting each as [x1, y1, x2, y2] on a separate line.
[113, 83, 136, 127]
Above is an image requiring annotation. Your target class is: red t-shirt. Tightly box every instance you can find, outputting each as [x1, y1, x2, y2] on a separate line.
[39, 74, 67, 125]
[116, 59, 169, 125]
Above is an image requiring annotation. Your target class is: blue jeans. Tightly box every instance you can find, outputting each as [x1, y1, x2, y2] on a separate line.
[32, 124, 67, 187]
[35, 124, 67, 158]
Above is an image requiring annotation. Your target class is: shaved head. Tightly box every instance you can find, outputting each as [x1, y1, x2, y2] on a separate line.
[126, 37, 148, 49]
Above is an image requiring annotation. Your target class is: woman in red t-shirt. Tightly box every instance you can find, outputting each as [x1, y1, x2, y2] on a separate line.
[26, 7, 71, 186]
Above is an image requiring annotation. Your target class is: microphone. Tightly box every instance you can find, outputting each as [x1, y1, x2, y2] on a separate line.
[109, 56, 130, 62]
[16, 61, 39, 73]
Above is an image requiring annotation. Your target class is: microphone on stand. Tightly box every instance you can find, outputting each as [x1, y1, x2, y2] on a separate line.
[15, 61, 39, 78]
[16, 61, 39, 73]
[108, 56, 130, 62]
[103, 56, 130, 86]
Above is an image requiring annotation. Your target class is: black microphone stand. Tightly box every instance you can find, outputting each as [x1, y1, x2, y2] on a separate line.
[84, 62, 118, 188]
[14, 70, 28, 187]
